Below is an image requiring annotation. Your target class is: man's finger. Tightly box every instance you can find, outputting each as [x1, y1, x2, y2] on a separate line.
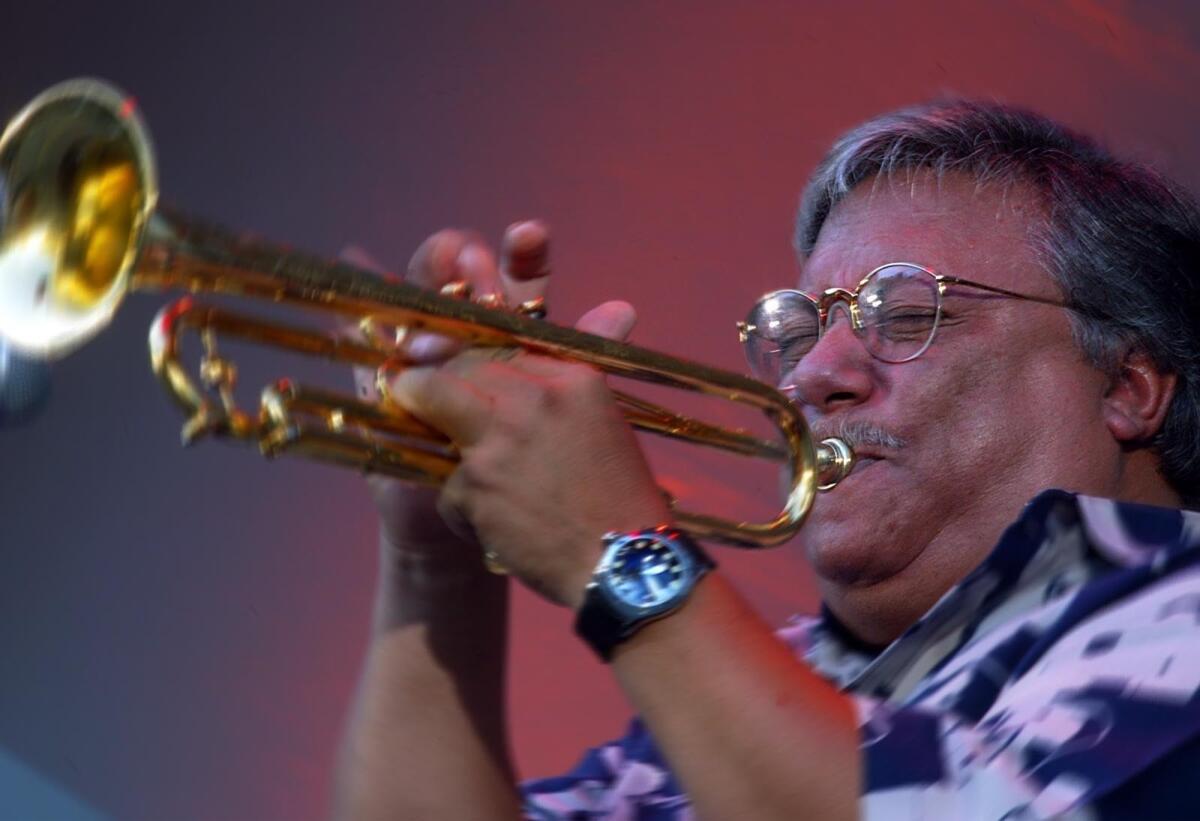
[404, 231, 507, 363]
[501, 220, 550, 281]
[454, 241, 504, 301]
[405, 229, 504, 298]
[575, 300, 637, 342]
[407, 229, 471, 289]
[385, 366, 492, 447]
[501, 301, 636, 381]
[500, 220, 551, 306]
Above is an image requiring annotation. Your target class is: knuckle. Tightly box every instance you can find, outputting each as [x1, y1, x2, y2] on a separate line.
[456, 243, 501, 294]
[396, 369, 449, 420]
[533, 380, 559, 413]
[435, 477, 476, 539]
[496, 388, 547, 439]
[445, 350, 490, 379]
[471, 402, 521, 442]
[436, 475, 464, 516]
[558, 364, 606, 397]
[458, 446, 502, 490]
[408, 229, 467, 285]
[539, 381, 571, 416]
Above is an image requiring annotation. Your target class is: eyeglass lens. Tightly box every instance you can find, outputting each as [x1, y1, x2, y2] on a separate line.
[743, 264, 942, 386]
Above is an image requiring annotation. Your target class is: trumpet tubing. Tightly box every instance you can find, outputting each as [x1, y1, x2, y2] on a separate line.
[0, 78, 853, 548]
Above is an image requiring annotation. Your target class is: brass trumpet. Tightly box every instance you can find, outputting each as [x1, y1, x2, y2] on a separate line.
[0, 78, 853, 547]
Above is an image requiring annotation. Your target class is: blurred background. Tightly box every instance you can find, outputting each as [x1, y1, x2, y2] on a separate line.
[2, 1, 1200, 817]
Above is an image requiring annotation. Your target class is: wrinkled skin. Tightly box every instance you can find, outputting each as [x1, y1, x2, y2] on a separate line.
[789, 171, 1177, 643]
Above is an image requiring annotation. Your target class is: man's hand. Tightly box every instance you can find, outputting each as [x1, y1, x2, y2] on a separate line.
[383, 301, 672, 608]
[350, 221, 556, 569]
[334, 221, 558, 821]
[337, 222, 860, 821]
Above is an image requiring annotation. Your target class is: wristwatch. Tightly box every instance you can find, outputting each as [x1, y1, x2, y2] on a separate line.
[574, 526, 715, 662]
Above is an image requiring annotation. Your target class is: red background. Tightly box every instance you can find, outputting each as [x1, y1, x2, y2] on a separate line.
[2, 1, 1200, 817]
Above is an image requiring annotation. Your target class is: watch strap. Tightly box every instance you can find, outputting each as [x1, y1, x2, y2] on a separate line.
[574, 584, 631, 662]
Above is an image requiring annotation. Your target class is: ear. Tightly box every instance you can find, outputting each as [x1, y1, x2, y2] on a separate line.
[1102, 349, 1177, 443]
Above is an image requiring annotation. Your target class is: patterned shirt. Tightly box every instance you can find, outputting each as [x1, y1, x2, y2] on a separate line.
[520, 490, 1200, 819]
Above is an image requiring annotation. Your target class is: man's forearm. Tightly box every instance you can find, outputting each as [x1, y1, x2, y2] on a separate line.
[611, 572, 860, 821]
[333, 538, 520, 821]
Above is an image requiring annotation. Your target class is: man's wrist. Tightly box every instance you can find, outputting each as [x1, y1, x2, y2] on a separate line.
[563, 513, 677, 612]
[374, 531, 508, 632]
[565, 561, 601, 613]
[573, 527, 715, 662]
[379, 522, 494, 576]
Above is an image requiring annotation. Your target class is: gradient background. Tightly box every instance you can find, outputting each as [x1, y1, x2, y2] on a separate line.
[3, 1, 1200, 818]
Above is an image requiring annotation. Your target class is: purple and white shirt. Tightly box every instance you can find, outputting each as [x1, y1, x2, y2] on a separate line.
[521, 490, 1200, 819]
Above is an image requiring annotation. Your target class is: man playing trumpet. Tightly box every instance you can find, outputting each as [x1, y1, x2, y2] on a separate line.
[334, 100, 1200, 820]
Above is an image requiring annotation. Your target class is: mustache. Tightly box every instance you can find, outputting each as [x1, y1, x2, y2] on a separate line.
[808, 418, 907, 451]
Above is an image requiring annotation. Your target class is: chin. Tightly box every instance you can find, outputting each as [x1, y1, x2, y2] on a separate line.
[805, 458, 931, 587]
[802, 501, 921, 589]
[803, 522, 894, 587]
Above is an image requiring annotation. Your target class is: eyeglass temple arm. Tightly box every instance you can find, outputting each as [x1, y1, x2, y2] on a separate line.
[938, 276, 1068, 308]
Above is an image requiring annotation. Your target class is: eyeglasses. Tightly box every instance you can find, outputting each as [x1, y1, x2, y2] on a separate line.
[736, 262, 1069, 387]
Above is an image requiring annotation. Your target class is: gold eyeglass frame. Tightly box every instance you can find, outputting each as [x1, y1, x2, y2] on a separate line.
[736, 262, 1071, 372]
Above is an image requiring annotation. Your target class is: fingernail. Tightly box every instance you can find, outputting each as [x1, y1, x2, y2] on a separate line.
[404, 332, 458, 363]
[511, 218, 545, 234]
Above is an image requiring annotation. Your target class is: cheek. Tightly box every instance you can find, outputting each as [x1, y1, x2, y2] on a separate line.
[892, 356, 1033, 477]
[897, 346, 1096, 490]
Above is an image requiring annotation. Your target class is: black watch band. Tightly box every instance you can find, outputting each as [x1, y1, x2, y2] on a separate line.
[575, 590, 633, 662]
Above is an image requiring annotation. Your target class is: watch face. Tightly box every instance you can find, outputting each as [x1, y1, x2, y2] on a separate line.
[606, 536, 687, 609]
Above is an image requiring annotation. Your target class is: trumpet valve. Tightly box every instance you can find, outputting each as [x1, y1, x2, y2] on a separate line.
[358, 316, 409, 351]
[438, 280, 473, 300]
[474, 292, 505, 309]
[517, 296, 547, 319]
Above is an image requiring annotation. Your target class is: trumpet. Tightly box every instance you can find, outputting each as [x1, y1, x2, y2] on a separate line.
[0, 78, 853, 548]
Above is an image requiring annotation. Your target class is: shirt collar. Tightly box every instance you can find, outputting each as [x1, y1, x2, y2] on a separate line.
[797, 490, 1200, 699]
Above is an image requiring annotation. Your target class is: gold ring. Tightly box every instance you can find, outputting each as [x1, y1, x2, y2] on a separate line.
[483, 550, 509, 575]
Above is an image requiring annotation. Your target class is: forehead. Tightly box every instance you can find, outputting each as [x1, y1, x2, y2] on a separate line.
[798, 170, 1049, 294]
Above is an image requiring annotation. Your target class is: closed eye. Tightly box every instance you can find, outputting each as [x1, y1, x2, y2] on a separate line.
[874, 309, 939, 340]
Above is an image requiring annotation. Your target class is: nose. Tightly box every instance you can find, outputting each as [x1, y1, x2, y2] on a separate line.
[784, 303, 875, 413]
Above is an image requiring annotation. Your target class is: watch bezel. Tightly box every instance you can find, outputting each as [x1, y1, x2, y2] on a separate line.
[591, 528, 711, 623]
[575, 526, 716, 662]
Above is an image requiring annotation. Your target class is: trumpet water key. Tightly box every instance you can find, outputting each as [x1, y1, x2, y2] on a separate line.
[0, 78, 853, 548]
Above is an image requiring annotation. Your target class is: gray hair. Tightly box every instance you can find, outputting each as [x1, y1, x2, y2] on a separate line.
[795, 99, 1200, 506]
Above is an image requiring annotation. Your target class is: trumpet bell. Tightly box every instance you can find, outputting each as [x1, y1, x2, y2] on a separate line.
[0, 78, 155, 357]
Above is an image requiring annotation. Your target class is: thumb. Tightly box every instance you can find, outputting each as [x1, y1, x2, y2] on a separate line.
[575, 300, 637, 342]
